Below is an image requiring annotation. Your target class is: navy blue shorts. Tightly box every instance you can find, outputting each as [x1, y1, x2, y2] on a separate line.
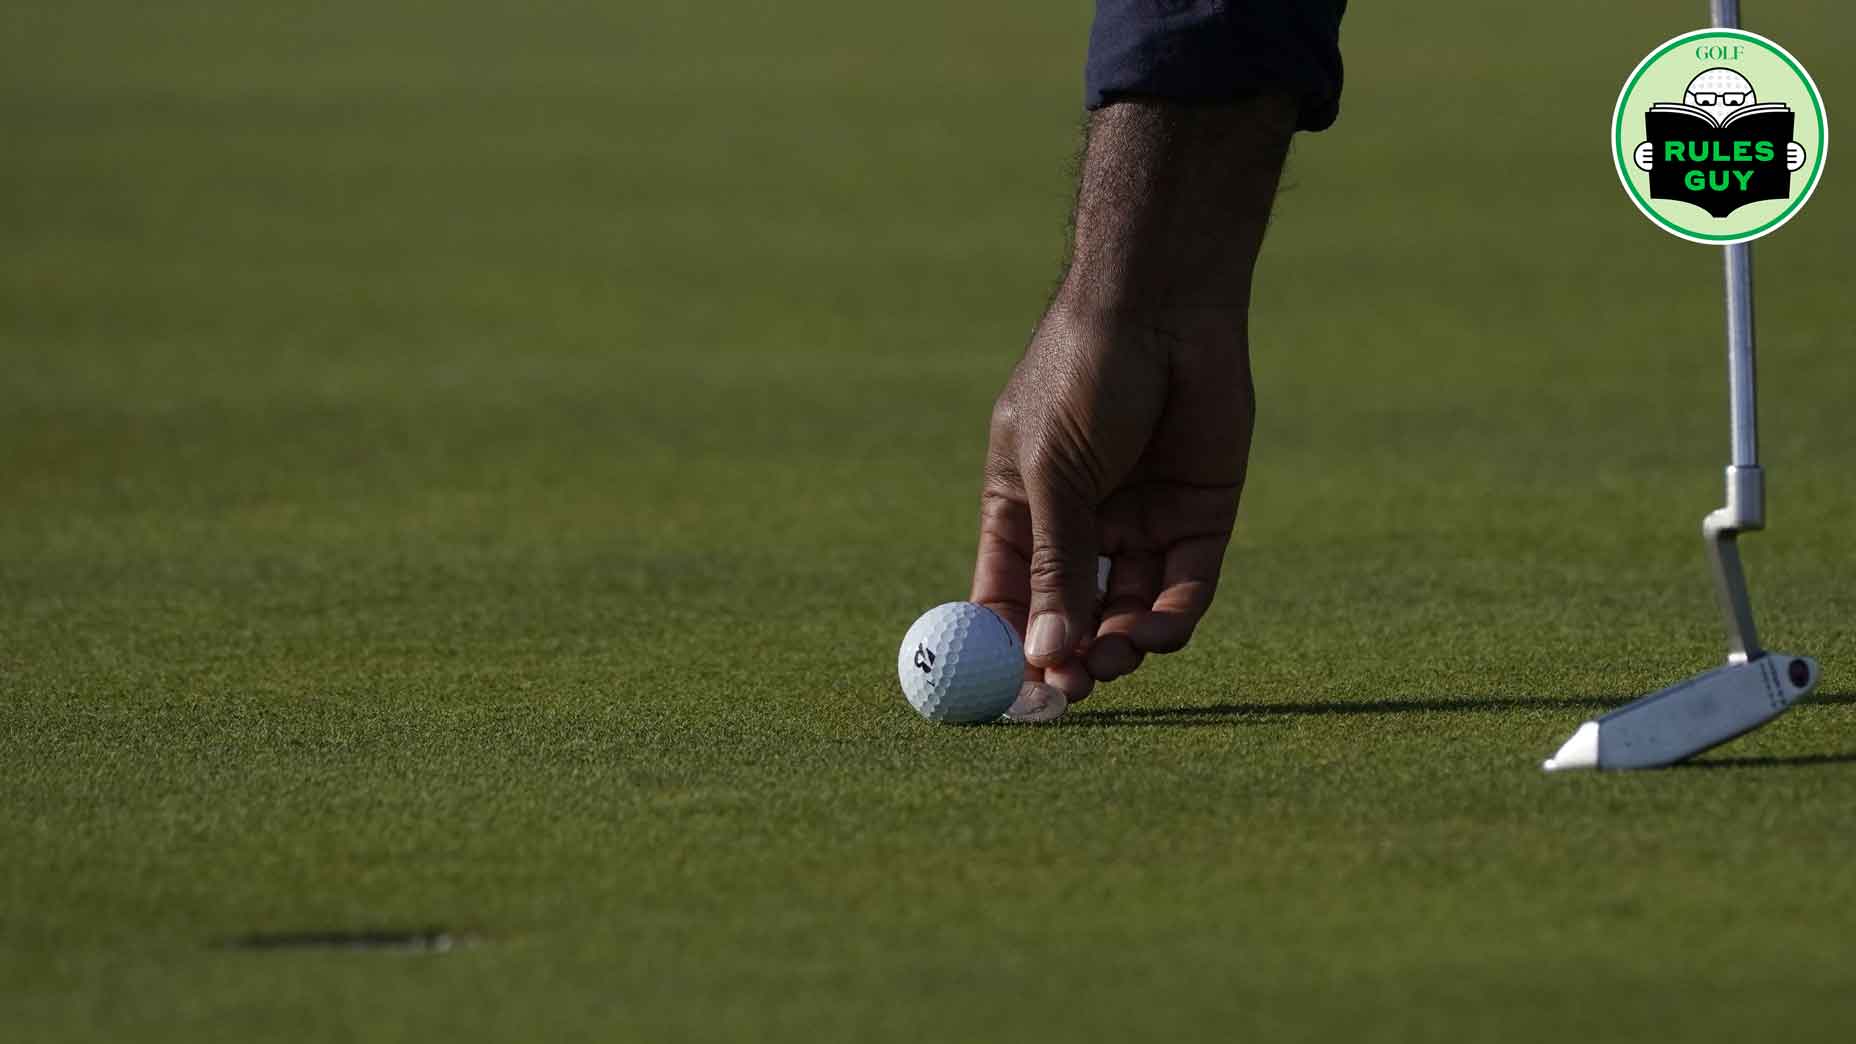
[1086, 1, 1348, 131]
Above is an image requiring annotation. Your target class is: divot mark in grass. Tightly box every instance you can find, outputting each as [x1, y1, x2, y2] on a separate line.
[220, 929, 461, 953]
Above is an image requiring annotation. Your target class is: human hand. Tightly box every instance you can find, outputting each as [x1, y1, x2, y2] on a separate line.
[972, 307, 1253, 721]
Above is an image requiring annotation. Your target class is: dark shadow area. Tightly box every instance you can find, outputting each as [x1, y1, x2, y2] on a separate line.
[1067, 694, 1625, 727]
[1682, 752, 1856, 770]
[1069, 690, 1856, 730]
[219, 929, 456, 952]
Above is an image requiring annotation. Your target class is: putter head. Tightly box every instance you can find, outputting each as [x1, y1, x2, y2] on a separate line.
[1543, 653, 1819, 771]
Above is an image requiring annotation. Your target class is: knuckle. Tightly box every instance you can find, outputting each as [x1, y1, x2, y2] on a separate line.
[988, 367, 1034, 440]
[977, 488, 1018, 521]
[988, 392, 1019, 439]
[1027, 546, 1071, 592]
[981, 454, 1023, 498]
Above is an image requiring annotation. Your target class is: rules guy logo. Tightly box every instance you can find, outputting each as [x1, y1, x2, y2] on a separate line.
[1631, 68, 1807, 216]
[1613, 29, 1826, 243]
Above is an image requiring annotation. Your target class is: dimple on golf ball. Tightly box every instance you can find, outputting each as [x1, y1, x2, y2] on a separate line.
[896, 602, 1023, 723]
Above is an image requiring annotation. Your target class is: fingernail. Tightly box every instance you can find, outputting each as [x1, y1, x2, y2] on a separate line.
[1025, 614, 1066, 661]
[1005, 682, 1069, 723]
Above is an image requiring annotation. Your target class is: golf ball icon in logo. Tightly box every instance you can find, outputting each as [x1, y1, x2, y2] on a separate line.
[896, 602, 1023, 723]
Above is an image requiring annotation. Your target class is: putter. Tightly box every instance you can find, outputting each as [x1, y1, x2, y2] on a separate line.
[1542, 0, 1820, 771]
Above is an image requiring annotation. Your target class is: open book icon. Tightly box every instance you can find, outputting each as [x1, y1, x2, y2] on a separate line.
[1642, 102, 1795, 218]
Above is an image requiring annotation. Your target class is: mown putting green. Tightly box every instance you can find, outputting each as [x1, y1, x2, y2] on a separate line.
[4, 2, 1854, 1040]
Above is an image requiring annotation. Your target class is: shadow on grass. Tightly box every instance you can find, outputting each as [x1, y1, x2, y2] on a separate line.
[1683, 751, 1856, 770]
[1067, 694, 1623, 728]
[1068, 690, 1856, 731]
[218, 928, 458, 952]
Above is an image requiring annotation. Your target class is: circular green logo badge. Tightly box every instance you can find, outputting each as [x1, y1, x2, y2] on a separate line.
[1612, 29, 1827, 244]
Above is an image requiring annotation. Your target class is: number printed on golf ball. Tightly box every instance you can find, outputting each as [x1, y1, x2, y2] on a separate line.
[896, 602, 1024, 723]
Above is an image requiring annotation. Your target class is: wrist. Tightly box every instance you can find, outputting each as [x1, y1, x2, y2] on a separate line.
[1046, 283, 1250, 357]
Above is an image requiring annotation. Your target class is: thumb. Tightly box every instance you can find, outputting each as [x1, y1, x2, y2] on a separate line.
[1023, 469, 1100, 668]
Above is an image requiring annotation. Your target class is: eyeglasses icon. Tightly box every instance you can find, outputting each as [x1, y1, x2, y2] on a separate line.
[1690, 91, 1750, 106]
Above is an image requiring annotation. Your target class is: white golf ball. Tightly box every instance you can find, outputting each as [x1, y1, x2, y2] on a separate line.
[896, 602, 1023, 723]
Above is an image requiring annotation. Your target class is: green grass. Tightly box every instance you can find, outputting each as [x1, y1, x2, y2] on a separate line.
[5, 1, 1855, 1040]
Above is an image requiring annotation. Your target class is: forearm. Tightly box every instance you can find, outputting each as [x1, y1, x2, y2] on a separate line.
[1054, 96, 1298, 336]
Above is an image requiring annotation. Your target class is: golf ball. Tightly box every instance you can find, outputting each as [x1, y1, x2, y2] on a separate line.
[897, 601, 1023, 723]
